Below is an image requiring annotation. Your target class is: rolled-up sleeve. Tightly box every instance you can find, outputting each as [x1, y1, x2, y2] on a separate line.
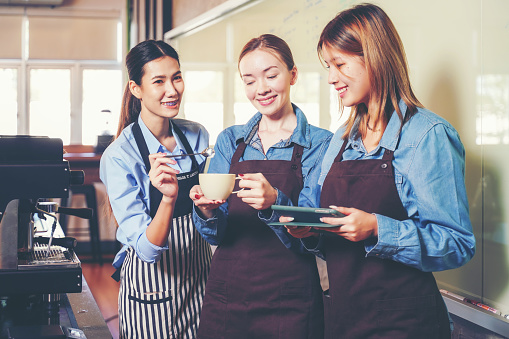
[365, 123, 475, 272]
[100, 146, 168, 264]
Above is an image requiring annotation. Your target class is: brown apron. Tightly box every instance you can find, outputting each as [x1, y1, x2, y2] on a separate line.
[198, 141, 324, 339]
[320, 140, 451, 339]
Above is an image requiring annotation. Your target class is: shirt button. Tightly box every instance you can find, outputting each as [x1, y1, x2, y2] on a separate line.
[381, 163, 388, 169]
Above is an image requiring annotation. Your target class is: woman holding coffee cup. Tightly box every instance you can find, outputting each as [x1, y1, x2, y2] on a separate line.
[100, 40, 211, 338]
[190, 34, 332, 339]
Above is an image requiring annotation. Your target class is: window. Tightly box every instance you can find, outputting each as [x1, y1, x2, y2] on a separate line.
[0, 11, 123, 145]
[82, 69, 123, 145]
[183, 71, 224, 144]
[0, 68, 18, 135]
[29, 68, 71, 142]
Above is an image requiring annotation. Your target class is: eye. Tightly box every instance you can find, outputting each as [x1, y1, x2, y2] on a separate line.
[154, 79, 164, 84]
[173, 75, 183, 81]
[267, 74, 277, 79]
[336, 63, 344, 69]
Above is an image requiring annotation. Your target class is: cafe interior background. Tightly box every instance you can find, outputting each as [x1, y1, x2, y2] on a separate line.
[1, 0, 509, 337]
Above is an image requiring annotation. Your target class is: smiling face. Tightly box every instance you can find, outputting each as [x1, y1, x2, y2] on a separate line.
[239, 49, 297, 118]
[129, 56, 184, 123]
[321, 44, 371, 107]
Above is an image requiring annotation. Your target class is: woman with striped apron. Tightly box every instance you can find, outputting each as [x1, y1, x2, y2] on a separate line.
[100, 40, 211, 339]
[116, 121, 211, 338]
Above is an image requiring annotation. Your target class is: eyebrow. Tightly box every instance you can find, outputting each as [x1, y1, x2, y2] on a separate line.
[241, 65, 278, 78]
[151, 71, 182, 80]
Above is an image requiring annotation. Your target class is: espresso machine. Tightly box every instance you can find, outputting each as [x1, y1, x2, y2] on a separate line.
[0, 135, 95, 337]
[0, 135, 91, 297]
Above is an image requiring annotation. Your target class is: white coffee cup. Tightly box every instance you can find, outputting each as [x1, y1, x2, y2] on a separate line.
[199, 173, 242, 200]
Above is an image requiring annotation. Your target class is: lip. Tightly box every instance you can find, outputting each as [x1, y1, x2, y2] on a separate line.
[162, 100, 179, 108]
[336, 86, 347, 98]
[257, 95, 277, 106]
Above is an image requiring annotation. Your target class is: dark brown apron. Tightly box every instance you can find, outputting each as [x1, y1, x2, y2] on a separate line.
[320, 140, 451, 339]
[198, 141, 324, 339]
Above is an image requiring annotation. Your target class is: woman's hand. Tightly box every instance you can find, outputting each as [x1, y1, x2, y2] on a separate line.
[279, 216, 316, 238]
[316, 206, 378, 242]
[190, 184, 226, 219]
[236, 173, 278, 210]
[148, 153, 179, 202]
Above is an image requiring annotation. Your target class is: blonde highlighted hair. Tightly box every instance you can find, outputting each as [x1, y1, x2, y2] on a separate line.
[318, 3, 421, 138]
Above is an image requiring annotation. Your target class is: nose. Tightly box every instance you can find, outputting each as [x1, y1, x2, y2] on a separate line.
[327, 67, 339, 85]
[165, 80, 178, 96]
[257, 79, 270, 95]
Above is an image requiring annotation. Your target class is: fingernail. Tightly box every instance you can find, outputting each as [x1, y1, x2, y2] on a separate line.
[195, 194, 200, 199]
[288, 217, 294, 221]
[329, 205, 337, 209]
[239, 174, 244, 177]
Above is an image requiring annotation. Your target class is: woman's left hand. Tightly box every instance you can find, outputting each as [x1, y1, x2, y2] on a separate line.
[236, 173, 278, 210]
[316, 206, 378, 242]
[148, 153, 180, 201]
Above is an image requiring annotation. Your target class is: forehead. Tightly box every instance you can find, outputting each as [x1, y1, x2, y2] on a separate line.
[323, 44, 363, 63]
[142, 56, 180, 77]
[239, 49, 286, 74]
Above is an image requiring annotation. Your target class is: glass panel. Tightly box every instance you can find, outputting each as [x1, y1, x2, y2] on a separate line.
[0, 68, 18, 135]
[183, 71, 223, 144]
[234, 72, 256, 125]
[292, 72, 320, 126]
[82, 69, 123, 145]
[29, 69, 71, 144]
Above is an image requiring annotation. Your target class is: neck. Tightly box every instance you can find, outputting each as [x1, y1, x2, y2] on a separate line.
[259, 104, 296, 134]
[366, 114, 381, 133]
[140, 111, 171, 140]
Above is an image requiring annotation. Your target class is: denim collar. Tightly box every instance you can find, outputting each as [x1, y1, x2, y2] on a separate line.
[236, 103, 311, 149]
[345, 100, 408, 153]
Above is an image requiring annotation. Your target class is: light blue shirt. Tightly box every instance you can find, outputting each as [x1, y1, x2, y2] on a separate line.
[100, 115, 209, 268]
[192, 105, 332, 251]
[302, 100, 476, 272]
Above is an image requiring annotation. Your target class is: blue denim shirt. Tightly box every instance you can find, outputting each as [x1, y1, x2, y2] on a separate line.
[192, 104, 332, 251]
[302, 100, 476, 272]
[100, 116, 209, 268]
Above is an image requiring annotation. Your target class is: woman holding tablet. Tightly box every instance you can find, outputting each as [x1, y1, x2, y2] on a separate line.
[191, 34, 331, 338]
[284, 4, 475, 338]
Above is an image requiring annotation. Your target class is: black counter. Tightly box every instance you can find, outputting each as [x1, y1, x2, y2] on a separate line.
[0, 276, 110, 339]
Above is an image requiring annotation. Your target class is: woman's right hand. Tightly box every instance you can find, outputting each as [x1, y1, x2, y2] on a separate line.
[279, 216, 315, 238]
[190, 185, 225, 219]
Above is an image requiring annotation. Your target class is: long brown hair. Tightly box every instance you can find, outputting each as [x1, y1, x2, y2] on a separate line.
[116, 40, 180, 138]
[318, 3, 421, 139]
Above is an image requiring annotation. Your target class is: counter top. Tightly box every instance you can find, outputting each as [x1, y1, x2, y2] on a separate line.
[0, 275, 110, 338]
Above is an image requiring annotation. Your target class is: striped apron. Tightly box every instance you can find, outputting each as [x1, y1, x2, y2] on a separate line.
[118, 121, 212, 338]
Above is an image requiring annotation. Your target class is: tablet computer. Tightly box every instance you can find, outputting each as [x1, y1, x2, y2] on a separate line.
[268, 205, 345, 227]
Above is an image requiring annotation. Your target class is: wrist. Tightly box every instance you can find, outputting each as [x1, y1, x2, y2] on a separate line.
[161, 195, 177, 205]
